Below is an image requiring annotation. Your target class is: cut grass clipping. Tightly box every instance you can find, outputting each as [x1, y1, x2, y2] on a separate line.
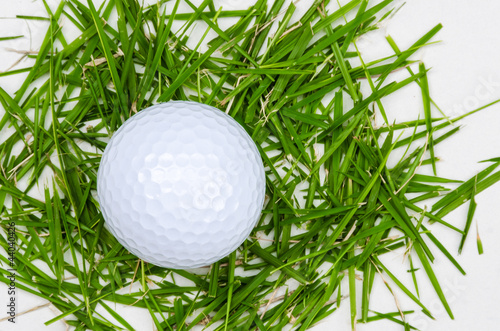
[0, 0, 499, 330]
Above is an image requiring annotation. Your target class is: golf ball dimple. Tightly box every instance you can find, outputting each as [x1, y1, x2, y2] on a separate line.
[97, 101, 266, 269]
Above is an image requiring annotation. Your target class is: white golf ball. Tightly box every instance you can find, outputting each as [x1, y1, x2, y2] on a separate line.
[97, 101, 266, 269]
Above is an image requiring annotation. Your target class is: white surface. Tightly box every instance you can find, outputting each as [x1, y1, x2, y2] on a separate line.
[97, 101, 266, 269]
[0, 0, 499, 330]
[311, 1, 500, 331]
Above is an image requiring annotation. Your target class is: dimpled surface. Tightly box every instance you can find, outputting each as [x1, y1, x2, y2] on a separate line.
[97, 101, 266, 269]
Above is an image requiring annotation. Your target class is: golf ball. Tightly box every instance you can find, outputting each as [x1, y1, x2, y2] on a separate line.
[97, 101, 266, 269]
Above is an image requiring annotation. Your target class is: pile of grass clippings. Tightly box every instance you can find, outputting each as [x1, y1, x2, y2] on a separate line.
[1, 0, 500, 330]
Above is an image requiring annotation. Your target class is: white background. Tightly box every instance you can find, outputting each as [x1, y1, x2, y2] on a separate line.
[0, 0, 499, 330]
